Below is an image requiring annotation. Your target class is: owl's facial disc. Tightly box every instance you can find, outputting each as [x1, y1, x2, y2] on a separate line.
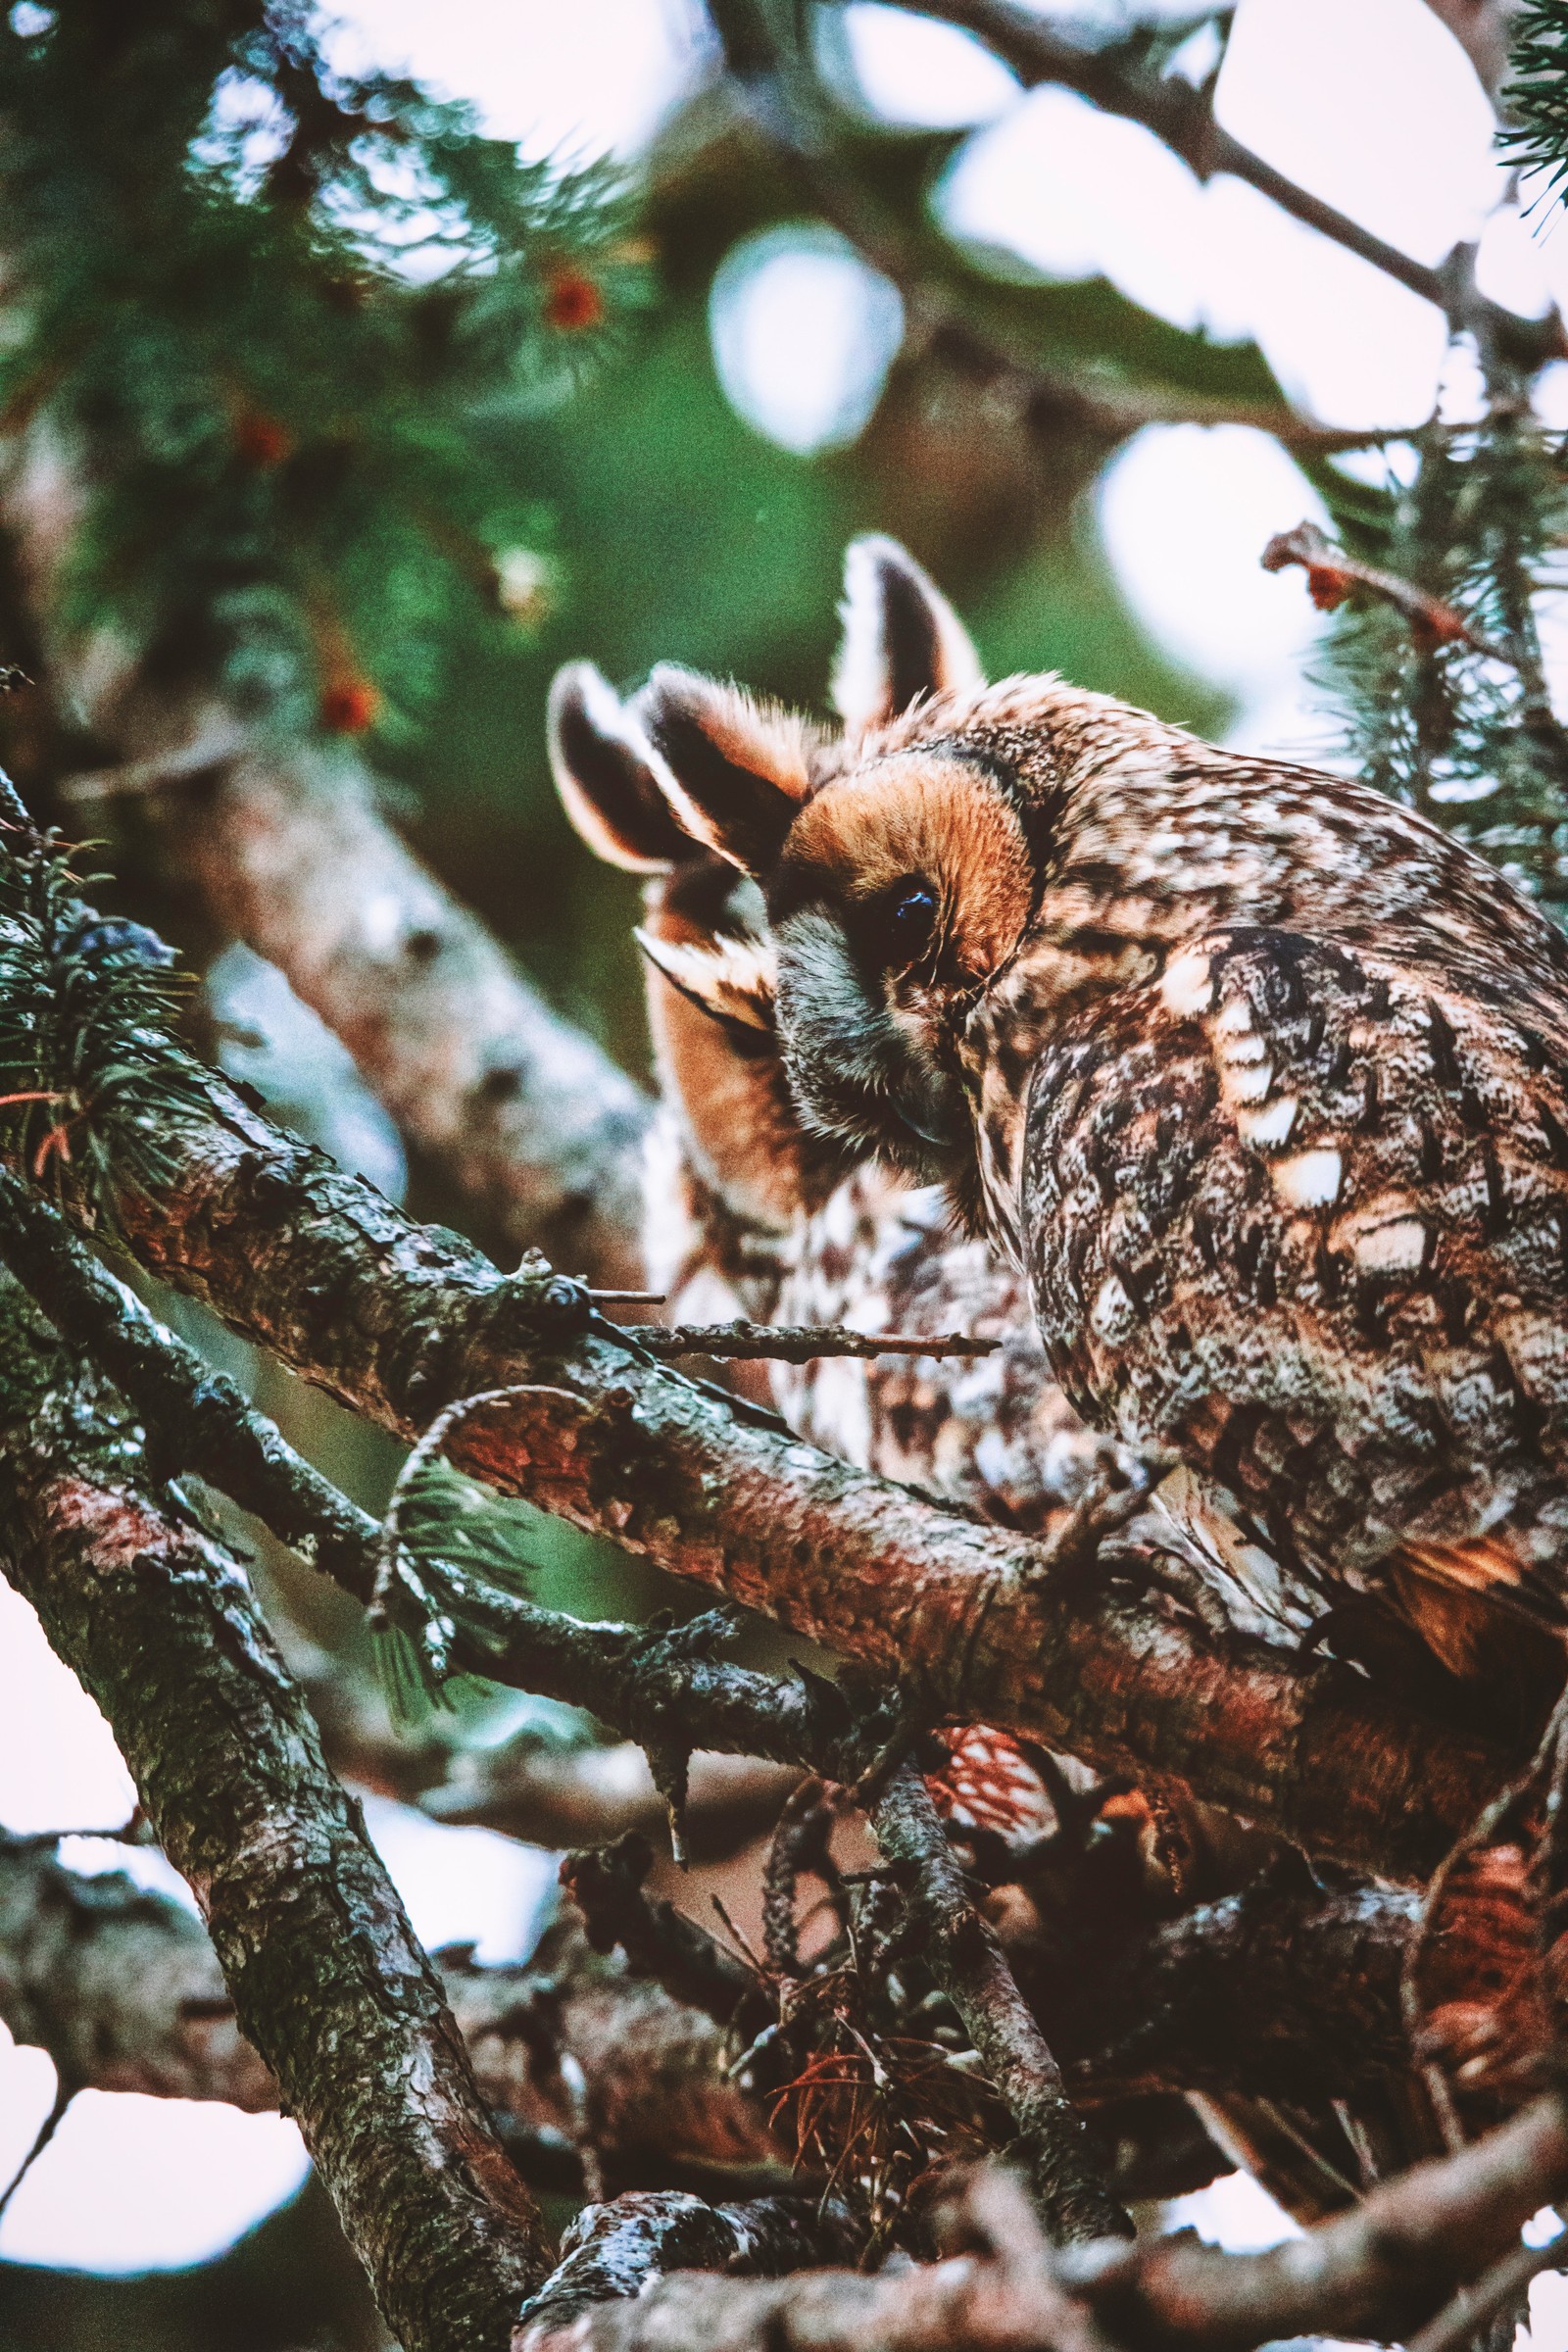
[766, 751, 1035, 1176]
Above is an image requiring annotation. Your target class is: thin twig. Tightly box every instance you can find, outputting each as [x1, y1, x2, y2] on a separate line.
[564, 1833, 775, 2043]
[0, 2077, 73, 2222]
[702, 3, 1386, 456]
[1406, 2228, 1567, 2352]
[870, 1759, 1132, 2247]
[1262, 520, 1518, 662]
[879, 0, 1565, 368]
[629, 1321, 1001, 1363]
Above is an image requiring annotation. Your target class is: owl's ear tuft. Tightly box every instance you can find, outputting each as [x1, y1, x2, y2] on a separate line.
[548, 662, 694, 872]
[635, 925, 777, 1040]
[636, 665, 811, 876]
[831, 534, 984, 736]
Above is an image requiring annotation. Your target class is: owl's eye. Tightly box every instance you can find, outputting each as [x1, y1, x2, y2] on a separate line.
[878, 878, 940, 971]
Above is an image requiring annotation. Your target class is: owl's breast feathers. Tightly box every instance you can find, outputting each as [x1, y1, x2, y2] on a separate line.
[1015, 920, 1568, 1639]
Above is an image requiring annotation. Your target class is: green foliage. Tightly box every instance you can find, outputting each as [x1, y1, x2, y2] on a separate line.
[0, 820, 211, 1212]
[1503, 1, 1568, 199]
[1, 0, 647, 738]
[1315, 416, 1568, 914]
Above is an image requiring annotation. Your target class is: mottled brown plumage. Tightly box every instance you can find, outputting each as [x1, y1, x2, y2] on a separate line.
[546, 552, 1477, 2220]
[601, 538, 1568, 1683]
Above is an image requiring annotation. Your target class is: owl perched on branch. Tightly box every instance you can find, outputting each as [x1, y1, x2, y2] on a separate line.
[546, 565, 1186, 1596]
[554, 535, 1568, 1692]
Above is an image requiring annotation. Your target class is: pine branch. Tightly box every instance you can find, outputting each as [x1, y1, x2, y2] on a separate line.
[629, 1321, 1001, 1362]
[0, 1267, 551, 2352]
[1262, 520, 1518, 663]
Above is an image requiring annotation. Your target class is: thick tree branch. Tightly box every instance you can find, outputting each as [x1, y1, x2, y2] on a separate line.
[516, 2096, 1568, 2352]
[1048, 1870, 1420, 2107]
[516, 2192, 864, 2344]
[0, 1835, 789, 2195]
[0, 1161, 383, 1597]
[0, 1807, 1437, 2174]
[0, 1271, 550, 2352]
[45, 1061, 1507, 1881]
[1, 424, 651, 1287]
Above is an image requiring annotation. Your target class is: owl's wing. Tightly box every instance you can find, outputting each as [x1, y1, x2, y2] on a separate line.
[1020, 921, 1568, 1643]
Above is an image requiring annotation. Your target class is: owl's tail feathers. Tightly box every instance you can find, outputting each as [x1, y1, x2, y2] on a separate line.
[1386, 1533, 1568, 1683]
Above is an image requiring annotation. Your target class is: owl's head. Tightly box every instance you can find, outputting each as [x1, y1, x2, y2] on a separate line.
[547, 658, 844, 1238]
[554, 536, 1077, 1194]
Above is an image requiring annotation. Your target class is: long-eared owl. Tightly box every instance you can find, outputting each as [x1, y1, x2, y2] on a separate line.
[552, 535, 1568, 1690]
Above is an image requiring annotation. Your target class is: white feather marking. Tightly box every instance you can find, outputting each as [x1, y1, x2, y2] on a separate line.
[1161, 949, 1213, 1017]
[1352, 1216, 1427, 1273]
[1090, 1272, 1135, 1340]
[1214, 995, 1253, 1035]
[635, 927, 775, 1032]
[1225, 1061, 1273, 1103]
[1238, 1094, 1298, 1148]
[1220, 1032, 1267, 1066]
[1272, 1148, 1343, 1208]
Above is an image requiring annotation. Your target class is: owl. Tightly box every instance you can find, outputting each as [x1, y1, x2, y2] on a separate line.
[555, 535, 1568, 1691]
[549, 559, 1466, 2219]
[545, 554, 1294, 1632]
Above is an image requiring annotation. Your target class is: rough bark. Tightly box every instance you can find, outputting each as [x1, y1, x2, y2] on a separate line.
[0, 1835, 788, 2194]
[516, 2192, 864, 2343]
[0, 1271, 549, 2352]
[872, 1761, 1132, 2246]
[515, 2096, 1568, 2352]
[1048, 1872, 1420, 2107]
[159, 726, 651, 1287]
[78, 1077, 1512, 1882]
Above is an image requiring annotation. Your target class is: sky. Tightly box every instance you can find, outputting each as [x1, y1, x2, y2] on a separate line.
[3, 1, 1567, 2334]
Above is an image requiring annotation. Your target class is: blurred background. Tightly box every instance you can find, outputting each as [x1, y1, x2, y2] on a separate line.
[2, 0, 1568, 2342]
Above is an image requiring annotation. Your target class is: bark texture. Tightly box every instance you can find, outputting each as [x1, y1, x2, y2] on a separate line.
[515, 2097, 1568, 2352]
[0, 1271, 549, 2352]
[94, 1077, 1512, 1882]
[0, 1833, 274, 2109]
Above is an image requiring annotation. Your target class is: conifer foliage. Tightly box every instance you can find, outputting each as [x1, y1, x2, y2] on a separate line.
[1, 0, 645, 740]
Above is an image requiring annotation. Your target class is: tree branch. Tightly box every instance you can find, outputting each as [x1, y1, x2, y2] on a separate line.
[0, 1269, 551, 2352]
[1261, 519, 1518, 662]
[0, 1833, 791, 2198]
[515, 2095, 1568, 2352]
[883, 0, 1564, 369]
[515, 2191, 864, 2345]
[50, 1057, 1507, 1880]
[702, 4, 1385, 454]
[1, 423, 652, 1287]
[871, 1761, 1131, 2246]
[0, 1830, 275, 2110]
[629, 1322, 1000, 1363]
